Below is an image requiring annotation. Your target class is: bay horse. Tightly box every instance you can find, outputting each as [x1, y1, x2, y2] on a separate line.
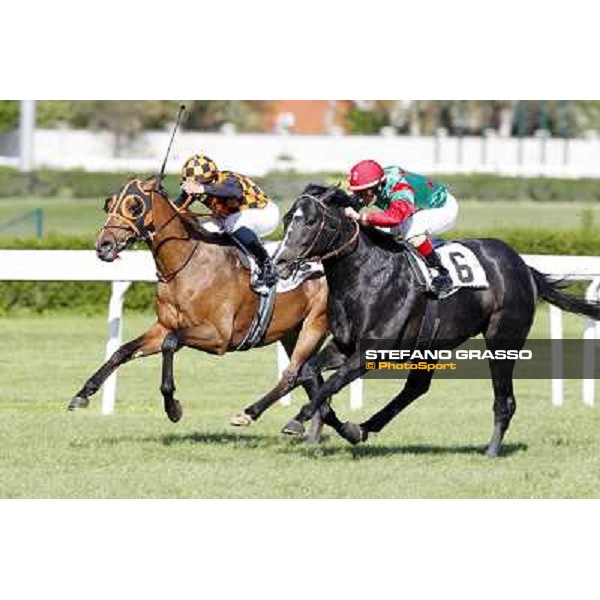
[273, 184, 600, 457]
[67, 176, 346, 440]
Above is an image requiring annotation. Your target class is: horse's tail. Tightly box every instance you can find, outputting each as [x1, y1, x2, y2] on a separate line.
[530, 268, 600, 320]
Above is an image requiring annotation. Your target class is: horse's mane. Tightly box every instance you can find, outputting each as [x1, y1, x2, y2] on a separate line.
[359, 225, 408, 254]
[300, 183, 356, 208]
[178, 212, 236, 247]
[299, 183, 407, 254]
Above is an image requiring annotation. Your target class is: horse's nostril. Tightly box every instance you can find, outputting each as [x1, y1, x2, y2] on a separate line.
[97, 240, 113, 254]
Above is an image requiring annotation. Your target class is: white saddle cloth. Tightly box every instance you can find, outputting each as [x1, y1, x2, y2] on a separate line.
[198, 220, 323, 294]
[415, 242, 489, 291]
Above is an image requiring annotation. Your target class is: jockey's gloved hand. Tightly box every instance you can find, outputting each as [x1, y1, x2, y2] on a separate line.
[348, 194, 363, 211]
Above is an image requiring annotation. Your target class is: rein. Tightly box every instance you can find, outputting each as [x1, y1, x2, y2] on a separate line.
[149, 192, 202, 283]
[100, 184, 201, 284]
[292, 193, 360, 265]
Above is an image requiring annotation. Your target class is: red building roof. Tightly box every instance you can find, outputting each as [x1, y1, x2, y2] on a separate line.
[265, 100, 353, 134]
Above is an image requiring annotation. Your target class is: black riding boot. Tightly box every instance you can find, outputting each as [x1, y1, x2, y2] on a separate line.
[425, 249, 453, 296]
[230, 226, 278, 288]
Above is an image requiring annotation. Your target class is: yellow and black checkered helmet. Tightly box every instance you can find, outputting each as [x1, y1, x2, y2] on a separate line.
[181, 154, 218, 185]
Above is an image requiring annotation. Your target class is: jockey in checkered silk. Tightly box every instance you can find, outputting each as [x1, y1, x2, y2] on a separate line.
[345, 160, 459, 296]
[177, 154, 280, 288]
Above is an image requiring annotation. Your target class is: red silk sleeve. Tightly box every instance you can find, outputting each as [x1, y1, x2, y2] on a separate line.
[364, 200, 415, 227]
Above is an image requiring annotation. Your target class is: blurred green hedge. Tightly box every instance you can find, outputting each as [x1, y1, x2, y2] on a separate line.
[2, 166, 600, 202]
[1, 229, 599, 315]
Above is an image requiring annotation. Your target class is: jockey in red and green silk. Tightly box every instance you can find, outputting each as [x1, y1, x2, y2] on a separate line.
[345, 160, 459, 296]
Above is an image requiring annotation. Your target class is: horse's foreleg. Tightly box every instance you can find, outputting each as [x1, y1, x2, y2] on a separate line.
[160, 331, 183, 423]
[359, 366, 436, 442]
[301, 373, 347, 443]
[282, 348, 364, 439]
[68, 322, 169, 411]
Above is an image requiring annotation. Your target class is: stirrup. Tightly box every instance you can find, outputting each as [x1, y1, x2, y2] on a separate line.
[251, 261, 278, 294]
[257, 264, 278, 288]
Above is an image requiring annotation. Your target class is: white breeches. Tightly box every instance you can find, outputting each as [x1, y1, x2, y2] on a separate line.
[214, 201, 280, 238]
[391, 193, 459, 240]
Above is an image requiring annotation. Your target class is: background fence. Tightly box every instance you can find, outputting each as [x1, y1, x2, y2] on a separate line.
[2, 249, 599, 412]
[2, 128, 600, 177]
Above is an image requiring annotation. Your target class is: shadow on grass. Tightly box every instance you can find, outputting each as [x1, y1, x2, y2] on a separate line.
[280, 442, 528, 460]
[93, 430, 331, 450]
[90, 431, 527, 460]
[91, 431, 277, 449]
[157, 431, 279, 449]
[156, 431, 336, 448]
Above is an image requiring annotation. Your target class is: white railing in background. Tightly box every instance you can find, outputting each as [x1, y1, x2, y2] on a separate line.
[1, 250, 599, 412]
[0, 250, 154, 414]
[3, 129, 600, 177]
[521, 255, 600, 407]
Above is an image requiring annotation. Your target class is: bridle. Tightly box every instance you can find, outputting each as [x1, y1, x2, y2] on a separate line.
[281, 192, 360, 270]
[100, 179, 201, 283]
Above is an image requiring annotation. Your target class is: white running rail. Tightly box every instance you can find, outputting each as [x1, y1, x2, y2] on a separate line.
[1, 249, 599, 411]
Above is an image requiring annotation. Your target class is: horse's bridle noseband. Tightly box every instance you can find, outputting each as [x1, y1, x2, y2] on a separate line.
[100, 179, 200, 283]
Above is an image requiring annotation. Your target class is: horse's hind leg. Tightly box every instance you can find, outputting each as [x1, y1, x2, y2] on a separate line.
[231, 315, 334, 427]
[484, 310, 530, 458]
[160, 332, 183, 423]
[485, 357, 517, 459]
[68, 322, 168, 411]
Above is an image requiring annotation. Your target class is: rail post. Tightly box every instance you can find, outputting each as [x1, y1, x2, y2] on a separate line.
[550, 304, 564, 406]
[101, 281, 132, 414]
[582, 277, 600, 406]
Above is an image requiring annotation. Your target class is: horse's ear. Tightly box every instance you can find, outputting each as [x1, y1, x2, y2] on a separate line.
[302, 183, 325, 196]
[103, 196, 116, 213]
[140, 175, 158, 192]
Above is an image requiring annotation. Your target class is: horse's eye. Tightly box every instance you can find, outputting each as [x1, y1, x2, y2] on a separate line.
[123, 196, 144, 218]
[129, 198, 143, 217]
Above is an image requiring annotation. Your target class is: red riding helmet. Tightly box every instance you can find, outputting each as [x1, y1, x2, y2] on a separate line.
[348, 160, 386, 191]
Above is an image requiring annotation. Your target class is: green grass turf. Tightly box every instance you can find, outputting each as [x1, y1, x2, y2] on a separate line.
[1, 197, 599, 239]
[0, 197, 103, 238]
[1, 305, 599, 498]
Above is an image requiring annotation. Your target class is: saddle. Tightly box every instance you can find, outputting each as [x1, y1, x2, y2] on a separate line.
[191, 217, 323, 291]
[191, 216, 323, 351]
[404, 239, 489, 299]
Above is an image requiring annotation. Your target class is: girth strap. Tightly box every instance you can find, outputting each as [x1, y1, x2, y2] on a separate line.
[414, 299, 440, 352]
[235, 286, 277, 351]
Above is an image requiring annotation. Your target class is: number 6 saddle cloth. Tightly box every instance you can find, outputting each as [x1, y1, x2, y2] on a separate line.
[409, 241, 489, 298]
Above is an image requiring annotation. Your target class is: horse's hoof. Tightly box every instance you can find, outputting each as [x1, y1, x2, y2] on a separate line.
[486, 446, 500, 459]
[282, 419, 305, 437]
[68, 396, 89, 411]
[230, 412, 253, 427]
[166, 400, 183, 423]
[340, 422, 365, 445]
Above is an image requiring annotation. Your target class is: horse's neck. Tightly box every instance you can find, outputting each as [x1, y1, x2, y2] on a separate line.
[149, 196, 237, 280]
[149, 197, 198, 275]
[325, 232, 412, 296]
